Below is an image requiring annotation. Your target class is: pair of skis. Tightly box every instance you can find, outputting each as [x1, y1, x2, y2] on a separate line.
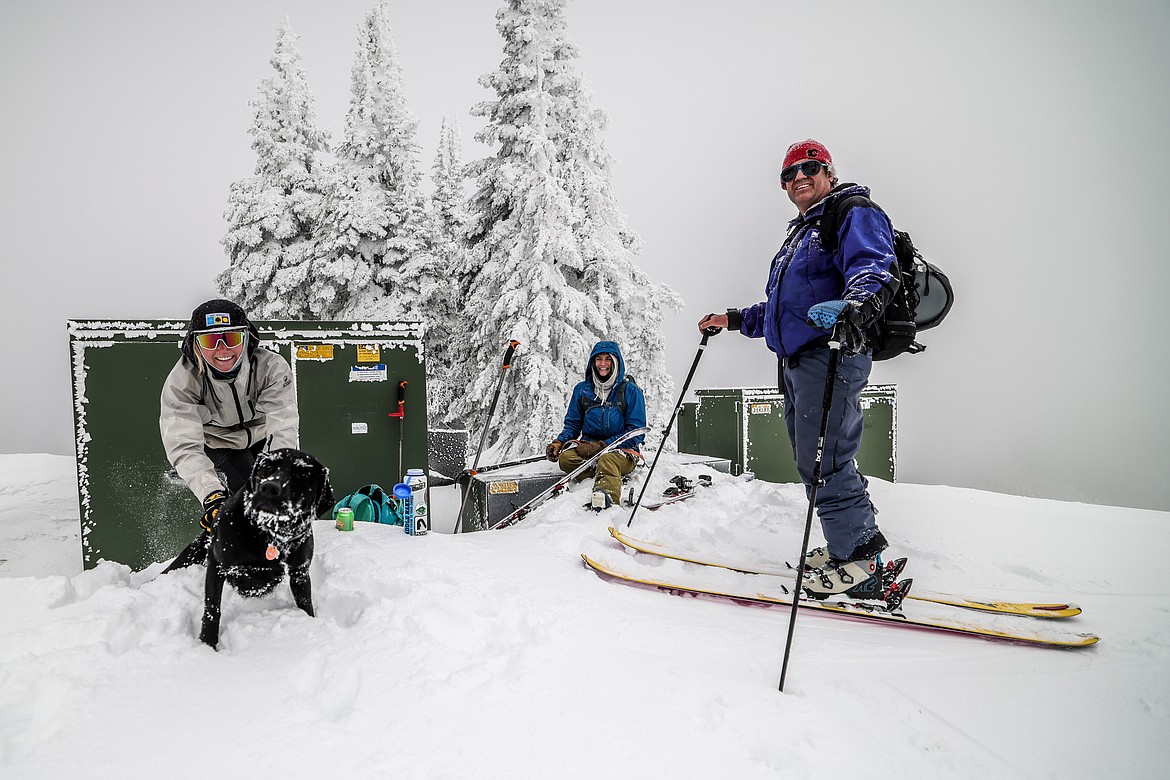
[585, 526, 1098, 648]
[494, 427, 650, 529]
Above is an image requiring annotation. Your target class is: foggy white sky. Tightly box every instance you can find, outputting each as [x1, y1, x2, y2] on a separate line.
[2, 0, 1167, 511]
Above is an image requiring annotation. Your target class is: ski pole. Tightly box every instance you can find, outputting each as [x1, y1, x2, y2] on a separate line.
[467, 453, 546, 475]
[388, 380, 407, 482]
[626, 326, 720, 528]
[456, 340, 520, 533]
[778, 324, 842, 693]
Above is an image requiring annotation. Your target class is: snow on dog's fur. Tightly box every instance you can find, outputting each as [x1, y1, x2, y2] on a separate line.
[165, 448, 333, 648]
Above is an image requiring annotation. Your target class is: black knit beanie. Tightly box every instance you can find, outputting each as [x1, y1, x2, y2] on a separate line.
[180, 299, 260, 366]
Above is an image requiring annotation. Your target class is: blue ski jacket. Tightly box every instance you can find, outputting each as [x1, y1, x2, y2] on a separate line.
[555, 341, 647, 451]
[737, 183, 898, 359]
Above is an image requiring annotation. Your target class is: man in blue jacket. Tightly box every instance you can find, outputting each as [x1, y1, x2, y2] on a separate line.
[545, 341, 646, 510]
[699, 139, 899, 601]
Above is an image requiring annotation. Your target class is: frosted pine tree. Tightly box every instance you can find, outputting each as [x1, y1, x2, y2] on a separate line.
[459, 0, 681, 456]
[319, 2, 436, 320]
[219, 20, 330, 319]
[552, 50, 683, 440]
[426, 116, 474, 428]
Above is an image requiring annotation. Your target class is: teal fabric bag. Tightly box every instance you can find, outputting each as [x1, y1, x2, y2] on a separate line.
[332, 484, 401, 525]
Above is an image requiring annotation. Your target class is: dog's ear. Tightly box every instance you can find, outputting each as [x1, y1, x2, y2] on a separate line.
[315, 465, 335, 519]
[249, 450, 275, 485]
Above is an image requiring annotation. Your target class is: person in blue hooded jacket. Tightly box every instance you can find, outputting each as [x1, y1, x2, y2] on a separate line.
[545, 341, 646, 509]
[699, 139, 899, 601]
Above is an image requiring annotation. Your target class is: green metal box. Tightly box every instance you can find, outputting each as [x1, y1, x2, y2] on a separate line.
[676, 385, 897, 483]
[67, 320, 427, 571]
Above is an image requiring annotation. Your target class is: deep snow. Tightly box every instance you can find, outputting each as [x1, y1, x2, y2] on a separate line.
[1, 452, 1168, 779]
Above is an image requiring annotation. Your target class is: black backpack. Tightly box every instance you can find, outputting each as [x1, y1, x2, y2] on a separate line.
[816, 191, 953, 360]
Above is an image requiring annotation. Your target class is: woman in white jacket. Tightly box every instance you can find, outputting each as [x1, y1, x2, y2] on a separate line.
[159, 299, 299, 541]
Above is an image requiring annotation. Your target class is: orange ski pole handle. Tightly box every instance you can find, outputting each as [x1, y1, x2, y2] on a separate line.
[501, 340, 520, 370]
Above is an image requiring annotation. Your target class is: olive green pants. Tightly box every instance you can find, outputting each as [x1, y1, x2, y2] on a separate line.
[557, 448, 637, 504]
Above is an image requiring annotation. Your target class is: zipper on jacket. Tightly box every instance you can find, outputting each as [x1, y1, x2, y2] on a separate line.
[770, 220, 813, 358]
[228, 381, 253, 447]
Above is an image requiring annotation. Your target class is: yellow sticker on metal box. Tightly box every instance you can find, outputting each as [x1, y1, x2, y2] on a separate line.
[296, 344, 334, 361]
[356, 345, 381, 363]
[488, 480, 520, 495]
[749, 403, 773, 415]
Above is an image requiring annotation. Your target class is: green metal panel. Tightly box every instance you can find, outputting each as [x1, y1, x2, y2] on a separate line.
[678, 392, 746, 476]
[676, 386, 897, 484]
[676, 403, 698, 455]
[858, 386, 897, 482]
[68, 324, 197, 570]
[68, 320, 426, 571]
[292, 338, 428, 499]
[741, 394, 801, 483]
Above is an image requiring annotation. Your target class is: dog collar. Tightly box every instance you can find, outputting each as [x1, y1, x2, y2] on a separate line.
[262, 525, 310, 561]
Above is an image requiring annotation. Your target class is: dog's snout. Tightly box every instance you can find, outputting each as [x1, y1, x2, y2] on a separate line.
[257, 479, 282, 498]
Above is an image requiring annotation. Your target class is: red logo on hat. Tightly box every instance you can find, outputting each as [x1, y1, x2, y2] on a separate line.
[783, 139, 832, 170]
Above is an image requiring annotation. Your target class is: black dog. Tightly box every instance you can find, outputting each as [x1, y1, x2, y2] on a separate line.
[164, 448, 333, 649]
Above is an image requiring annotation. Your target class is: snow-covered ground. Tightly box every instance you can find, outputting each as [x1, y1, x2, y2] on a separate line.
[1, 452, 1167, 779]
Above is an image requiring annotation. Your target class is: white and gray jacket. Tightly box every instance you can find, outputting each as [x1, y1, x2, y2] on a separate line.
[159, 347, 299, 501]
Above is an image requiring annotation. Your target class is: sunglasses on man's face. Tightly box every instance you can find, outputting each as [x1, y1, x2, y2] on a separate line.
[195, 330, 246, 350]
[780, 159, 830, 184]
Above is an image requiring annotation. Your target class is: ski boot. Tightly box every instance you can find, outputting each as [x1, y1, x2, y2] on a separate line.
[801, 554, 913, 613]
[584, 491, 614, 512]
[801, 555, 889, 601]
[792, 544, 899, 575]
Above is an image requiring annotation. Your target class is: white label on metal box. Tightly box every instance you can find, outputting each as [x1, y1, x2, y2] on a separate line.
[349, 364, 388, 382]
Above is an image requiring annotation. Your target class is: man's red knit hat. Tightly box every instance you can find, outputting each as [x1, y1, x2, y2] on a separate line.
[782, 139, 832, 170]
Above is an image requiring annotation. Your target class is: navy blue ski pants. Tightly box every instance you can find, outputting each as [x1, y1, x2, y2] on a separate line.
[780, 348, 880, 561]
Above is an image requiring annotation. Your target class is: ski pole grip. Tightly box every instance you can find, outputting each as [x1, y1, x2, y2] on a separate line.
[389, 380, 407, 418]
[502, 340, 520, 369]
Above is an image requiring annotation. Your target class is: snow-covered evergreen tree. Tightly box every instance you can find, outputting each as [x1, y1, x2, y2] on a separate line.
[551, 43, 683, 439]
[318, 1, 436, 320]
[459, 0, 681, 456]
[427, 116, 474, 428]
[219, 20, 330, 319]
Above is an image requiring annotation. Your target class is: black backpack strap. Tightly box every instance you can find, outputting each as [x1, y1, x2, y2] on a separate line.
[816, 191, 876, 254]
[815, 191, 903, 329]
[578, 376, 631, 419]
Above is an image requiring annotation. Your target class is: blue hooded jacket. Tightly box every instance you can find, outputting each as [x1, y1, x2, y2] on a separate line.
[555, 341, 647, 451]
[738, 183, 898, 359]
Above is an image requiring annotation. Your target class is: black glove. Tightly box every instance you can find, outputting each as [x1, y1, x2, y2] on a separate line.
[545, 440, 564, 461]
[200, 490, 226, 532]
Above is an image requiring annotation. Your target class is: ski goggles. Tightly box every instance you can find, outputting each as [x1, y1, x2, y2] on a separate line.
[780, 159, 830, 184]
[194, 330, 247, 350]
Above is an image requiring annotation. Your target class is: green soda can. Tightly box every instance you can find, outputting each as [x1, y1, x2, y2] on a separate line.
[335, 507, 354, 532]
